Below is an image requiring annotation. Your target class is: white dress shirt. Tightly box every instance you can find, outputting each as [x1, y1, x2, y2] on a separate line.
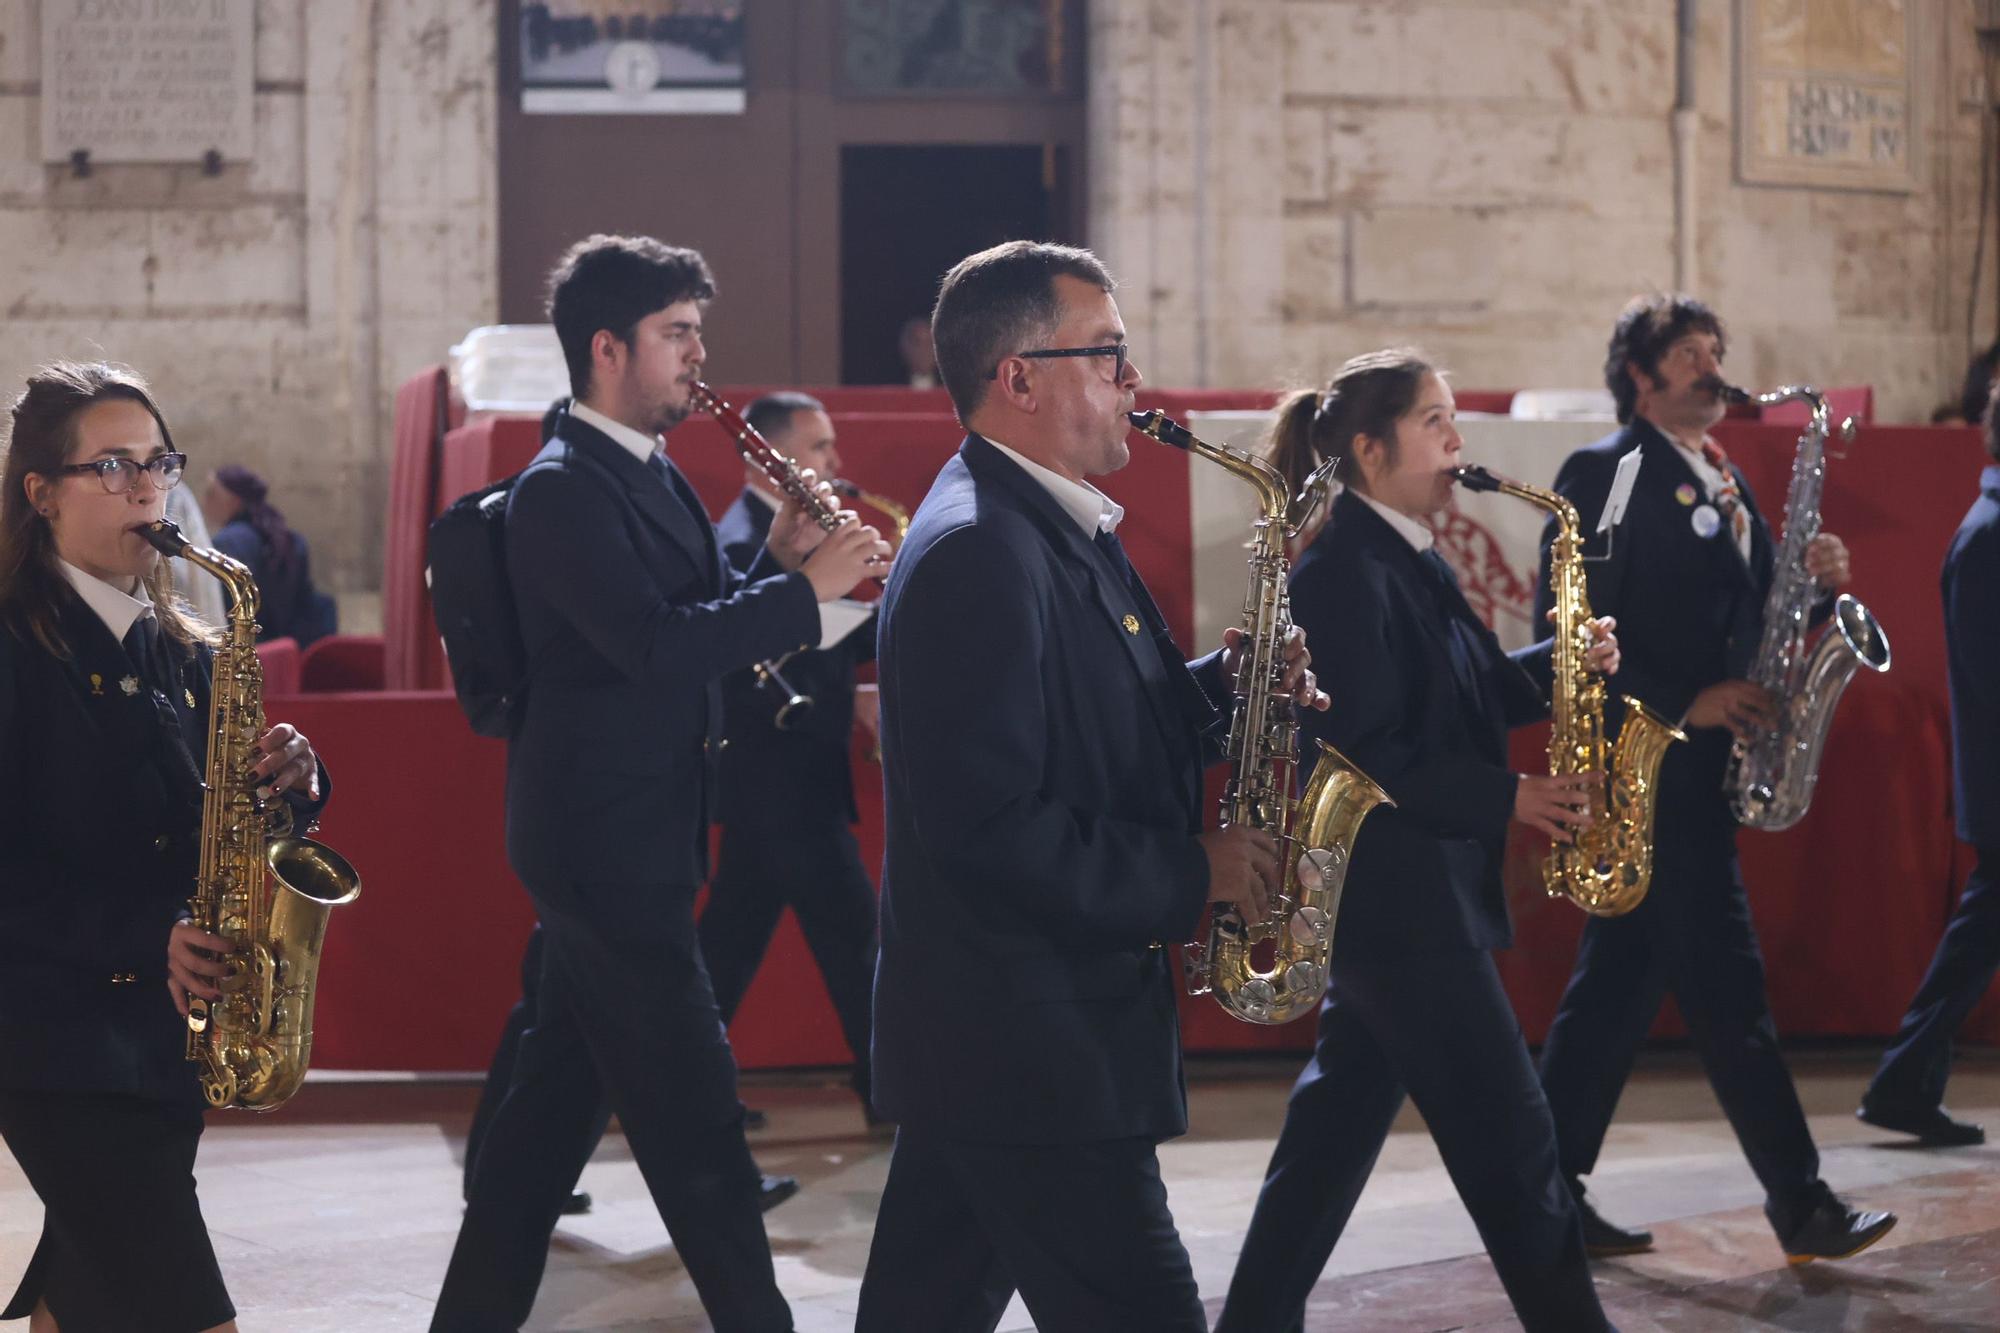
[1352, 489, 1437, 554]
[570, 400, 663, 467]
[58, 558, 152, 643]
[983, 436, 1125, 537]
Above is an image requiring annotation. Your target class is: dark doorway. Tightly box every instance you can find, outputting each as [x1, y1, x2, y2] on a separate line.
[839, 144, 1071, 385]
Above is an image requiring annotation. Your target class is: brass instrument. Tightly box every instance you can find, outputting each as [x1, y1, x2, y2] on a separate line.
[142, 519, 360, 1110]
[1131, 409, 1393, 1024]
[833, 479, 911, 543]
[1707, 379, 1892, 829]
[1453, 466, 1685, 917]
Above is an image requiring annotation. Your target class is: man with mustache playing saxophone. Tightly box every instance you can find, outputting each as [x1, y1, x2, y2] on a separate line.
[858, 240, 1316, 1332]
[1532, 292, 1895, 1265]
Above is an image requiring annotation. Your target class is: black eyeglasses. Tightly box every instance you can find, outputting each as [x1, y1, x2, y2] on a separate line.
[56, 452, 187, 495]
[989, 343, 1130, 383]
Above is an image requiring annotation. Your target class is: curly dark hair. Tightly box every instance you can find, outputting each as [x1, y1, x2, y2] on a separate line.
[1604, 293, 1728, 424]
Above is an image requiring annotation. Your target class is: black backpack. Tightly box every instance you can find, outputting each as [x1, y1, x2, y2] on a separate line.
[427, 476, 529, 738]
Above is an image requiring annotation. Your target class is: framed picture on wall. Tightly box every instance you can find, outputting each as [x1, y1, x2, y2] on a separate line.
[520, 2, 747, 114]
[836, 0, 1082, 98]
[1735, 0, 1919, 192]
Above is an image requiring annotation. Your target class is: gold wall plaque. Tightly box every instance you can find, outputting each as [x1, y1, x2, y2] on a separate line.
[1735, 0, 1919, 193]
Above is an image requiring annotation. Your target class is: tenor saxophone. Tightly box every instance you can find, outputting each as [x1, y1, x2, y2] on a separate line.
[1131, 410, 1392, 1024]
[1453, 466, 1686, 917]
[1707, 381, 1892, 829]
[142, 520, 361, 1111]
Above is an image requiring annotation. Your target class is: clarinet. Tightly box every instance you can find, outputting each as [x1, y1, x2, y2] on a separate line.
[690, 382, 866, 730]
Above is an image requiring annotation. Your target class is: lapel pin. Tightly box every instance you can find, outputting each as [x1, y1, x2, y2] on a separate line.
[119, 675, 140, 696]
[184, 688, 197, 709]
[1675, 483, 1698, 506]
[89, 672, 104, 695]
[1690, 504, 1721, 539]
[1122, 614, 1142, 635]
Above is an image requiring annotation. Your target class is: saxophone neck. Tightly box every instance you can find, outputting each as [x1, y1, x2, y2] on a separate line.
[1452, 466, 1580, 539]
[1129, 409, 1293, 524]
[142, 521, 259, 624]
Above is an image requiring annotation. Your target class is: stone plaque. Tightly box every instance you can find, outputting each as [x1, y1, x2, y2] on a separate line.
[1735, 0, 1918, 193]
[41, 0, 255, 164]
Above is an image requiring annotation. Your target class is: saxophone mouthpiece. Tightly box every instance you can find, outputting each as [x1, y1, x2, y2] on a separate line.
[138, 518, 188, 556]
[1698, 375, 1752, 406]
[1452, 465, 1501, 493]
[1129, 409, 1194, 450]
[829, 478, 860, 499]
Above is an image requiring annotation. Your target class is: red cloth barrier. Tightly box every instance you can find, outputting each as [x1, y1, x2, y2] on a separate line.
[300, 634, 387, 693]
[255, 637, 301, 697]
[335, 392, 1983, 1072]
[385, 368, 455, 691]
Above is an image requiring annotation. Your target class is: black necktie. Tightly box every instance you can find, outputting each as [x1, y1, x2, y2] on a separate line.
[122, 613, 167, 688]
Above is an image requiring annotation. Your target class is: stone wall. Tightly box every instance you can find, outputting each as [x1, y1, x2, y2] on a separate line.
[0, 0, 498, 606]
[1090, 0, 1995, 423]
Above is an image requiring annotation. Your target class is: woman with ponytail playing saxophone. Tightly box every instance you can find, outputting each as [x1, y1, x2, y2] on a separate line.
[1218, 349, 1616, 1333]
[0, 362, 326, 1333]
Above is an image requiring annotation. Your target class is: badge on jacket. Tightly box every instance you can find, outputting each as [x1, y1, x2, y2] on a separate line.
[1675, 483, 1698, 506]
[1690, 504, 1721, 539]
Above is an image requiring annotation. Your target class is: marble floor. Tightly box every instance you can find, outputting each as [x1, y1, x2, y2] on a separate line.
[2, 1050, 1995, 1331]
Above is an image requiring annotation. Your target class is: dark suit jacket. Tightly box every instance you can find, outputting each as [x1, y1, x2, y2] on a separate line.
[1945, 464, 2000, 849]
[502, 417, 821, 890]
[714, 487, 875, 827]
[1536, 418, 1778, 824]
[0, 587, 325, 1102]
[1292, 490, 1552, 956]
[873, 436, 1229, 1145]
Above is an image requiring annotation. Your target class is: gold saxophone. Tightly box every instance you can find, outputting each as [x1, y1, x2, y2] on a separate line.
[143, 519, 361, 1110]
[1130, 410, 1393, 1024]
[1452, 467, 1684, 917]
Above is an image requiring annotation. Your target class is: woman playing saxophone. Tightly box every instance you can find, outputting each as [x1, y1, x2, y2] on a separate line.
[1216, 349, 1618, 1333]
[0, 363, 328, 1333]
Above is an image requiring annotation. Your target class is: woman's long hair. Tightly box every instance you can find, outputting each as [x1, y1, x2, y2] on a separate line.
[212, 463, 300, 577]
[1266, 347, 1437, 503]
[0, 361, 215, 657]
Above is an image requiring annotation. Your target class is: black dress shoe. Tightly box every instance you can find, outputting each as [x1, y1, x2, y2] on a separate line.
[744, 1107, 769, 1130]
[1774, 1186, 1896, 1265]
[1573, 1187, 1653, 1257]
[560, 1190, 592, 1216]
[758, 1173, 800, 1213]
[1856, 1098, 1987, 1146]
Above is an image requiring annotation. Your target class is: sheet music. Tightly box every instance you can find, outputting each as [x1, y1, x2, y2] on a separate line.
[1598, 450, 1643, 534]
[819, 597, 874, 649]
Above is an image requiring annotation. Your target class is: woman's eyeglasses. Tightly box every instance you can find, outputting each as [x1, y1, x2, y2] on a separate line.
[56, 452, 187, 495]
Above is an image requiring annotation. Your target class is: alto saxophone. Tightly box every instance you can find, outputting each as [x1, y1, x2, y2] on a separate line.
[1453, 466, 1686, 917]
[1130, 410, 1392, 1024]
[1708, 381, 1893, 830]
[143, 520, 361, 1111]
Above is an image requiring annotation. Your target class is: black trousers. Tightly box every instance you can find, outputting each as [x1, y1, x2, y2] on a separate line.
[1867, 848, 2000, 1108]
[432, 878, 791, 1333]
[463, 924, 597, 1198]
[1216, 946, 1606, 1333]
[1538, 812, 1822, 1237]
[0, 1090, 233, 1333]
[697, 816, 879, 1104]
[855, 1129, 1205, 1333]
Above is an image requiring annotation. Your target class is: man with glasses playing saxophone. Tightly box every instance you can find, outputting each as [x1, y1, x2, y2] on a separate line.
[856, 240, 1317, 1332]
[1532, 293, 1895, 1265]
[702, 390, 890, 1134]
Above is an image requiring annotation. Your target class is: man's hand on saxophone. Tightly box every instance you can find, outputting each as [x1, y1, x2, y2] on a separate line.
[1197, 826, 1279, 928]
[1220, 623, 1330, 711]
[1805, 531, 1852, 590]
[1686, 679, 1780, 741]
